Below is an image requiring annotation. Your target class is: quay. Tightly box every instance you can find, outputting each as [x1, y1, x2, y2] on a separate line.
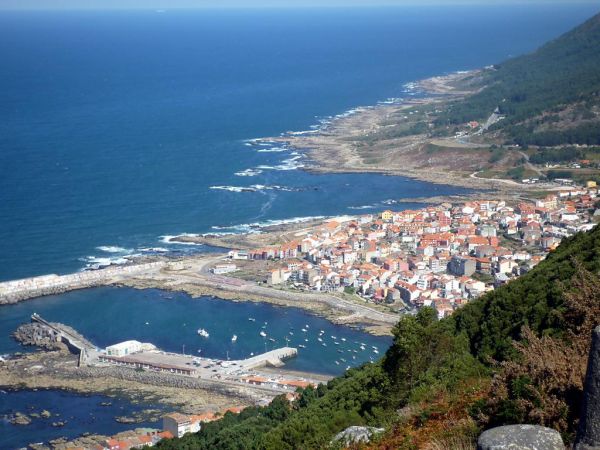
[0, 261, 165, 304]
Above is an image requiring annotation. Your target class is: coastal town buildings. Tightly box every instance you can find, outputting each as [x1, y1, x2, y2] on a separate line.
[228, 186, 598, 320]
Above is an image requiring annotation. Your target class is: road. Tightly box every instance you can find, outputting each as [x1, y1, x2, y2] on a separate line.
[146, 255, 401, 326]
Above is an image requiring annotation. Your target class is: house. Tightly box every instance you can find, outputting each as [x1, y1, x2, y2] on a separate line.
[163, 413, 201, 438]
[448, 256, 476, 276]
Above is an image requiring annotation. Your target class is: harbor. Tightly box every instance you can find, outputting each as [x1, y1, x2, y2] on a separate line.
[21, 313, 322, 395]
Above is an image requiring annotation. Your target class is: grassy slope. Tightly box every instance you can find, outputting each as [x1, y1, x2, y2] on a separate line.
[438, 12, 600, 145]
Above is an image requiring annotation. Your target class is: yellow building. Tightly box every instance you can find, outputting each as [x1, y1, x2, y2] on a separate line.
[380, 210, 393, 222]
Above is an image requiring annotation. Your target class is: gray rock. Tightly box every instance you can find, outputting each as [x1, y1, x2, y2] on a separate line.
[575, 325, 600, 450]
[10, 412, 32, 426]
[477, 424, 564, 450]
[332, 426, 384, 445]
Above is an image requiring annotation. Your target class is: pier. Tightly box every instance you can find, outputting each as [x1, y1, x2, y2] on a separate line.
[30, 313, 98, 365]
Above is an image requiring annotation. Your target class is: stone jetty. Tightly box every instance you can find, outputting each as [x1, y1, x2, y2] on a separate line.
[0, 261, 165, 304]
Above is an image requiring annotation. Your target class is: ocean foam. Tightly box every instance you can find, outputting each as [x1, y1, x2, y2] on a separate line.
[96, 246, 132, 253]
[210, 184, 301, 193]
[159, 234, 204, 245]
[209, 215, 327, 235]
[234, 168, 263, 177]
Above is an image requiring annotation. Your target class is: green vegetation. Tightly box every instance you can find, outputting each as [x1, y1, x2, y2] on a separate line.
[436, 13, 600, 146]
[156, 225, 600, 449]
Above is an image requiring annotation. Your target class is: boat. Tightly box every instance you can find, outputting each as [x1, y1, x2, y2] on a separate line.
[334, 342, 340, 345]
[340, 358, 346, 362]
[341, 338, 346, 342]
[197, 328, 209, 338]
[322, 343, 327, 347]
[373, 349, 379, 354]
[145, 321, 150, 325]
[360, 345, 366, 351]
[289, 331, 294, 335]
[299, 344, 306, 349]
[317, 337, 323, 342]
[231, 335, 238, 342]
[304, 338, 308, 342]
[269, 338, 276, 342]
[301, 328, 307, 332]
[331, 335, 337, 339]
[335, 361, 340, 365]
[248, 318, 256, 322]
[259, 331, 267, 337]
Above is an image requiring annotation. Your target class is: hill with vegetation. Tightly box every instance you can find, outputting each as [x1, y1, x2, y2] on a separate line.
[156, 223, 600, 450]
[436, 11, 600, 147]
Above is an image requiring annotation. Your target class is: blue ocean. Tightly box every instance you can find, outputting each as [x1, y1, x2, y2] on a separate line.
[1, 4, 599, 448]
[1, 4, 597, 281]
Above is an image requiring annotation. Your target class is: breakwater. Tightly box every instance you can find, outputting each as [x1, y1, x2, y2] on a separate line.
[0, 262, 165, 304]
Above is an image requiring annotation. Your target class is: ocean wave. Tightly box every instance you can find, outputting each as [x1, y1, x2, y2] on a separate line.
[256, 155, 304, 171]
[80, 254, 138, 270]
[159, 234, 204, 245]
[257, 148, 288, 153]
[234, 168, 263, 177]
[210, 184, 302, 193]
[138, 247, 170, 253]
[348, 205, 376, 210]
[210, 215, 327, 234]
[96, 245, 132, 253]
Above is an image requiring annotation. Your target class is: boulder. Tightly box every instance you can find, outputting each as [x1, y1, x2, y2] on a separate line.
[575, 325, 600, 450]
[332, 426, 384, 445]
[477, 424, 564, 450]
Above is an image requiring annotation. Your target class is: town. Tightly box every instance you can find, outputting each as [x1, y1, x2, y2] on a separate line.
[220, 182, 600, 320]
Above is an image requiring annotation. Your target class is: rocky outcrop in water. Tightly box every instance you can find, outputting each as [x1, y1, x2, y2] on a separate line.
[10, 412, 32, 426]
[12, 323, 64, 351]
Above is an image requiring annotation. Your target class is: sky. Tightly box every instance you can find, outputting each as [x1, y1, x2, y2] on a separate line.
[0, 0, 596, 10]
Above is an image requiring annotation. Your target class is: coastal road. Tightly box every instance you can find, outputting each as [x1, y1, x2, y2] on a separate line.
[137, 256, 401, 326]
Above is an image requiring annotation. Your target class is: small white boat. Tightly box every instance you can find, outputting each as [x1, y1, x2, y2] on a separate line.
[334, 342, 340, 345]
[341, 338, 346, 342]
[360, 345, 366, 351]
[248, 318, 256, 322]
[269, 338, 276, 342]
[299, 344, 306, 349]
[145, 321, 150, 325]
[259, 331, 267, 337]
[317, 337, 323, 342]
[289, 331, 294, 336]
[301, 328, 307, 332]
[373, 349, 379, 354]
[197, 328, 209, 338]
[335, 361, 340, 365]
[231, 335, 238, 342]
[331, 335, 337, 339]
[304, 339, 308, 342]
[322, 343, 327, 347]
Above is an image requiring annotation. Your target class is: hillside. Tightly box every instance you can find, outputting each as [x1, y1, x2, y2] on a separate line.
[437, 11, 600, 147]
[155, 223, 600, 449]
